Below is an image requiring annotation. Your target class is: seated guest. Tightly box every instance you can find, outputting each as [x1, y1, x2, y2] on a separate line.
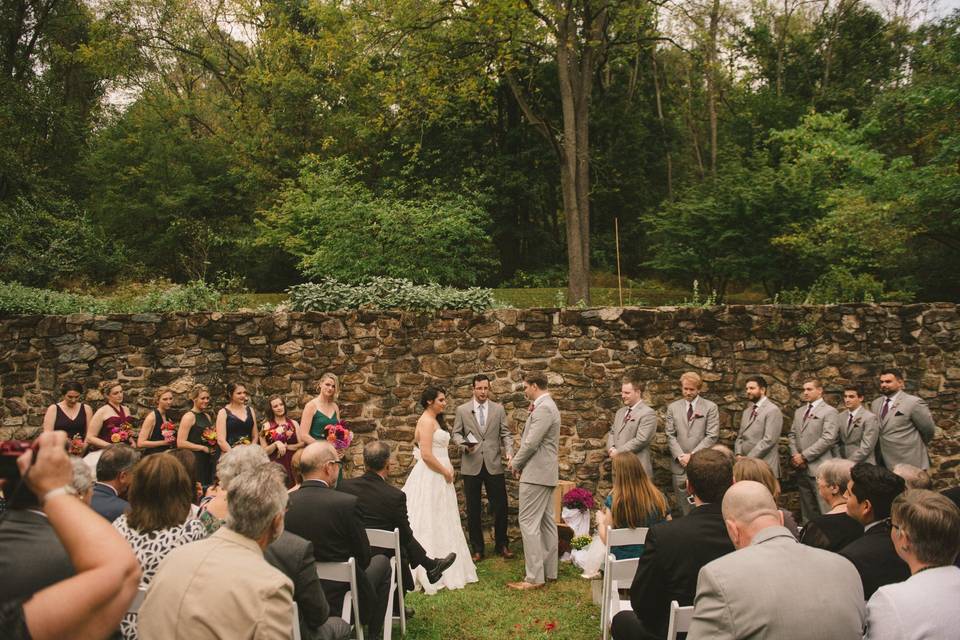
[138, 464, 293, 640]
[0, 452, 81, 603]
[688, 481, 866, 638]
[732, 457, 799, 538]
[840, 463, 910, 599]
[799, 458, 863, 551]
[167, 448, 203, 508]
[70, 455, 95, 504]
[944, 485, 960, 510]
[113, 454, 207, 639]
[710, 443, 735, 462]
[91, 444, 139, 522]
[286, 442, 392, 640]
[1, 431, 141, 640]
[611, 449, 735, 640]
[339, 441, 456, 597]
[597, 452, 670, 558]
[197, 444, 271, 534]
[864, 490, 960, 640]
[265, 530, 352, 640]
[893, 463, 932, 490]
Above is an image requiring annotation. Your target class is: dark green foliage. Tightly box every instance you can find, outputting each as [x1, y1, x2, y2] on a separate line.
[287, 278, 495, 312]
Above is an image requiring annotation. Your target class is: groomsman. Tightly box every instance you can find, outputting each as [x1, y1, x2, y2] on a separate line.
[734, 376, 783, 478]
[664, 372, 719, 515]
[507, 373, 560, 590]
[788, 378, 839, 523]
[452, 374, 514, 562]
[607, 371, 658, 479]
[871, 368, 936, 469]
[836, 384, 879, 464]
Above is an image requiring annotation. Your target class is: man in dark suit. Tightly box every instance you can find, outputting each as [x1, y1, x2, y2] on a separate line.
[839, 462, 910, 599]
[339, 441, 455, 596]
[265, 530, 352, 640]
[285, 442, 392, 640]
[611, 449, 736, 640]
[90, 444, 138, 522]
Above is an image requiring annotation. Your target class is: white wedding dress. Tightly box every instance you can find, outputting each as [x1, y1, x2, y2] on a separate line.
[402, 426, 478, 594]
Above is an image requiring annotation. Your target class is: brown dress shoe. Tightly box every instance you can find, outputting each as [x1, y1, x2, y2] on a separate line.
[498, 547, 515, 559]
[471, 552, 483, 563]
[506, 581, 545, 590]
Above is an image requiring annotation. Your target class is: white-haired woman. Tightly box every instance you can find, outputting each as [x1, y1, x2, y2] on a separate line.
[197, 445, 271, 535]
[799, 458, 863, 551]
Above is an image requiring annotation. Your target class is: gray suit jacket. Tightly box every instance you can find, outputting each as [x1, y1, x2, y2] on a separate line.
[452, 401, 513, 476]
[688, 526, 866, 640]
[607, 402, 658, 478]
[835, 408, 879, 464]
[734, 399, 783, 478]
[788, 401, 839, 477]
[870, 392, 935, 469]
[513, 395, 560, 487]
[665, 397, 720, 475]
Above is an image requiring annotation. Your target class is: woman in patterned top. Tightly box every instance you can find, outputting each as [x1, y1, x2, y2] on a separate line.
[113, 454, 206, 640]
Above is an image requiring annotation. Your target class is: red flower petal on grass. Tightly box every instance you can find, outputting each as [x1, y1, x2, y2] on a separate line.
[545, 622, 557, 631]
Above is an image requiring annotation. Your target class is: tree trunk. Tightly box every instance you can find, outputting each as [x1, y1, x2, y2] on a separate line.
[652, 51, 673, 200]
[706, 0, 721, 177]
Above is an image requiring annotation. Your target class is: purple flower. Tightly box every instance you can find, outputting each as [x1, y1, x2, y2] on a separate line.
[562, 487, 595, 511]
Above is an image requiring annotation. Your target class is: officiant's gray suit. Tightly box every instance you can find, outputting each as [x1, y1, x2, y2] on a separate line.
[734, 398, 784, 478]
[452, 400, 514, 554]
[607, 402, 658, 478]
[512, 394, 560, 585]
[665, 396, 720, 514]
[870, 392, 935, 469]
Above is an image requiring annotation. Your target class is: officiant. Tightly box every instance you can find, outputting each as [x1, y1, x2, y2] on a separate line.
[453, 374, 515, 561]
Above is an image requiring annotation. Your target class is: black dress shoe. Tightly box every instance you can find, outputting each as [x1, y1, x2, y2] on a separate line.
[426, 552, 456, 584]
[404, 606, 415, 620]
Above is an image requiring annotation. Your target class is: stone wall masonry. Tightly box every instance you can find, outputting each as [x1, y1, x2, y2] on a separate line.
[1, 304, 958, 521]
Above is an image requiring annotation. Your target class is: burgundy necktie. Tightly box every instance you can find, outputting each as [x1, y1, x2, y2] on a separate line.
[624, 408, 633, 424]
[880, 398, 891, 420]
[687, 403, 694, 421]
[803, 403, 813, 422]
[750, 405, 758, 420]
[847, 413, 854, 429]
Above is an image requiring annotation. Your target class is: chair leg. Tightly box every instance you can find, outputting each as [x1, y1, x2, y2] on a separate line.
[383, 560, 396, 640]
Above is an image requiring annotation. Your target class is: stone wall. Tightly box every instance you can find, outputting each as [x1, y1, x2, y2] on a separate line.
[1, 304, 958, 517]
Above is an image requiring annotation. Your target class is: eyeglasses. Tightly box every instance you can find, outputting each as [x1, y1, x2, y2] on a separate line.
[326, 459, 344, 466]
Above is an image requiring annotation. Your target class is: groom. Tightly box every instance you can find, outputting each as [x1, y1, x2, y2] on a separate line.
[452, 374, 515, 561]
[507, 372, 560, 591]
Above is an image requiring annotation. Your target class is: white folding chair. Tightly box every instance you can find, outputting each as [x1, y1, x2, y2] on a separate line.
[599, 526, 648, 637]
[127, 587, 147, 614]
[316, 557, 364, 640]
[291, 600, 302, 640]
[601, 554, 640, 640]
[365, 527, 406, 639]
[666, 600, 695, 640]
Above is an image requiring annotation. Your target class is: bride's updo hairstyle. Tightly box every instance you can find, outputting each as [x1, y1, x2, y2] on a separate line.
[420, 385, 446, 429]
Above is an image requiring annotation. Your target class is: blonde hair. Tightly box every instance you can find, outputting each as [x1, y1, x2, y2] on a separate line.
[188, 384, 209, 400]
[154, 386, 173, 404]
[99, 380, 122, 396]
[680, 371, 703, 388]
[316, 372, 340, 399]
[611, 453, 668, 528]
[733, 457, 781, 499]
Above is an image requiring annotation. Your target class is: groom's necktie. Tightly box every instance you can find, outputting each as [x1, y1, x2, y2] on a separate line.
[477, 403, 486, 436]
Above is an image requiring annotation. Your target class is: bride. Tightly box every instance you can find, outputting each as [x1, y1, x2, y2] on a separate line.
[402, 386, 478, 594]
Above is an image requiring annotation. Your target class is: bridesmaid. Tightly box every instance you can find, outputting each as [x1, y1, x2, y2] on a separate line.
[137, 387, 177, 456]
[260, 395, 303, 487]
[215, 382, 259, 452]
[177, 384, 216, 487]
[298, 373, 341, 445]
[41, 382, 93, 443]
[87, 381, 137, 450]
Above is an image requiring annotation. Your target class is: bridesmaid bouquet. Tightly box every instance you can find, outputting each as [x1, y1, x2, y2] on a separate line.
[160, 421, 177, 443]
[69, 434, 85, 456]
[201, 428, 218, 448]
[234, 436, 252, 446]
[324, 420, 353, 451]
[110, 420, 136, 444]
[263, 422, 295, 444]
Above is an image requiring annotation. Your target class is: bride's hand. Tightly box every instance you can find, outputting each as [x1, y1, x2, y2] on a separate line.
[443, 467, 454, 484]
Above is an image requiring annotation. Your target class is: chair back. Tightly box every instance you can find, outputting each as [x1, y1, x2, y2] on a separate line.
[606, 526, 648, 548]
[315, 557, 363, 640]
[601, 554, 640, 640]
[665, 600, 695, 640]
[291, 600, 302, 640]
[365, 527, 406, 638]
[127, 587, 148, 614]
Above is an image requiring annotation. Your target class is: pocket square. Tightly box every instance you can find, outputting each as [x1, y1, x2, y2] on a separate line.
[895, 411, 905, 417]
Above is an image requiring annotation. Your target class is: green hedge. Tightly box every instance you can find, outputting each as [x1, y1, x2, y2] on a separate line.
[0, 281, 233, 315]
[287, 277, 495, 312]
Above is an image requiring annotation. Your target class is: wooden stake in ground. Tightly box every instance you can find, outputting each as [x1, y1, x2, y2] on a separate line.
[615, 217, 623, 306]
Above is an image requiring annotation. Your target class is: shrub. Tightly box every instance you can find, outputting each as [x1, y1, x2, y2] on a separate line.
[0, 280, 235, 315]
[287, 277, 495, 312]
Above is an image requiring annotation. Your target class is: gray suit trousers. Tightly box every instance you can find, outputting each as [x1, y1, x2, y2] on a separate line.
[796, 474, 828, 524]
[518, 482, 557, 584]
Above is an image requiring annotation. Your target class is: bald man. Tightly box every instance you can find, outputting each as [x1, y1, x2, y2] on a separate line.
[688, 481, 866, 639]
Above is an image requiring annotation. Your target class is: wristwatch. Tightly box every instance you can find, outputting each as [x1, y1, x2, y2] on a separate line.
[41, 485, 78, 505]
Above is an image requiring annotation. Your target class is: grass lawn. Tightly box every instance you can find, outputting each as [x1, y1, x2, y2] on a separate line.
[403, 554, 600, 639]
